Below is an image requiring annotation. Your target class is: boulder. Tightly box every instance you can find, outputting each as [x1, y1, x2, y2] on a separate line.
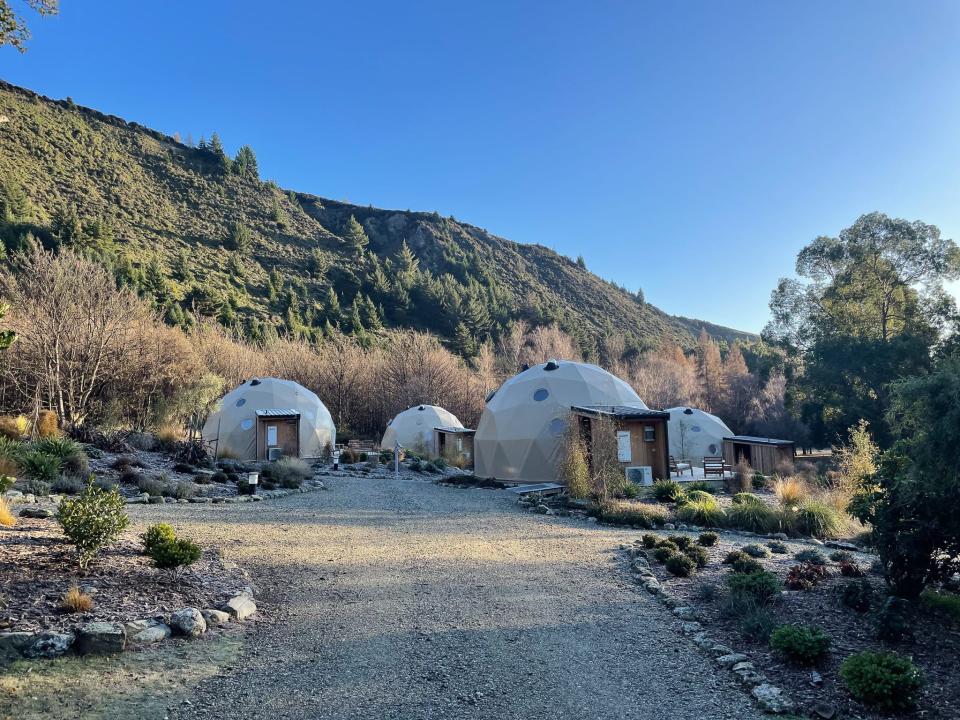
[716, 653, 749, 667]
[751, 684, 795, 714]
[170, 608, 207, 638]
[201, 609, 231, 627]
[147, 495, 165, 504]
[75, 622, 125, 655]
[673, 606, 696, 620]
[824, 540, 859, 552]
[0, 632, 35, 661]
[222, 593, 256, 621]
[24, 632, 74, 659]
[19, 507, 53, 519]
[124, 619, 171, 644]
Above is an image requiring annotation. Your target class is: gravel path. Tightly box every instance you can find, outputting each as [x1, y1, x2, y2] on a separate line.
[131, 476, 764, 720]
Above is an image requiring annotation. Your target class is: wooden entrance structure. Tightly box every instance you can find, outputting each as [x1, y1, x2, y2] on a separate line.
[569, 405, 670, 482]
[433, 426, 475, 466]
[722, 435, 795, 475]
[255, 409, 300, 460]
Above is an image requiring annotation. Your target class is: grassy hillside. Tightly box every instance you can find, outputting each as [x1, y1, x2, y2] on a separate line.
[0, 80, 753, 355]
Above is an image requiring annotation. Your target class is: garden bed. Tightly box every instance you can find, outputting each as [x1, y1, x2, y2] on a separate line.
[624, 528, 960, 719]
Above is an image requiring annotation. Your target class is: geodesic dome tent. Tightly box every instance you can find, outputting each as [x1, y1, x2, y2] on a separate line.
[474, 360, 649, 484]
[666, 407, 733, 465]
[381, 404, 463, 454]
[202, 377, 336, 461]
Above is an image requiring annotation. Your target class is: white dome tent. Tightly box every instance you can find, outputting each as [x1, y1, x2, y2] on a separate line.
[202, 378, 336, 461]
[474, 360, 649, 484]
[666, 407, 733, 465]
[381, 404, 463, 454]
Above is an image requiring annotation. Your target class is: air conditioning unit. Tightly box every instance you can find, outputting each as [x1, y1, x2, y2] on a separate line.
[267, 447, 284, 461]
[625, 466, 653, 486]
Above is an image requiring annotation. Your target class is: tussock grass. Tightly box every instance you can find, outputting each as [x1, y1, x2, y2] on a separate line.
[597, 500, 668, 528]
[60, 586, 94, 613]
[0, 498, 15, 527]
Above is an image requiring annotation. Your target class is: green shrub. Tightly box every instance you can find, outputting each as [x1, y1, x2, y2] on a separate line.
[785, 562, 829, 591]
[641, 533, 659, 548]
[119, 467, 146, 485]
[684, 489, 714, 504]
[770, 625, 831, 664]
[727, 570, 782, 602]
[726, 500, 778, 534]
[739, 603, 777, 642]
[597, 500, 668, 528]
[264, 457, 312, 488]
[667, 535, 693, 550]
[794, 548, 827, 565]
[432, 457, 447, 470]
[684, 544, 709, 568]
[839, 560, 865, 577]
[137, 476, 164, 497]
[193, 472, 211, 485]
[793, 498, 845, 539]
[339, 448, 356, 464]
[752, 472, 766, 489]
[31, 436, 82, 459]
[876, 596, 912, 641]
[840, 651, 923, 712]
[841, 579, 874, 612]
[653, 544, 678, 563]
[51, 476, 85, 494]
[21, 451, 62, 483]
[651, 479, 685, 503]
[742, 543, 770, 558]
[767, 540, 788, 554]
[723, 550, 764, 575]
[920, 589, 960, 622]
[665, 553, 696, 577]
[141, 523, 176, 553]
[56, 480, 129, 567]
[211, 469, 229, 483]
[697, 531, 718, 547]
[16, 478, 50, 496]
[621, 483, 640, 499]
[830, 550, 854, 563]
[409, 459, 422, 471]
[0, 436, 25, 464]
[150, 537, 202, 569]
[676, 497, 725, 527]
[166, 481, 195, 500]
[732, 492, 763, 505]
[686, 481, 714, 494]
[0, 475, 14, 493]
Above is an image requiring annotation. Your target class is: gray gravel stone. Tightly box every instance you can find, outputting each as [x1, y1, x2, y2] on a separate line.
[751, 684, 795, 714]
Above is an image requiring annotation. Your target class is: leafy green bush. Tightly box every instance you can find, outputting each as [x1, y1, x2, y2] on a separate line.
[785, 562, 829, 591]
[21, 451, 62, 483]
[794, 548, 827, 565]
[653, 544, 678, 563]
[830, 550, 854, 563]
[432, 457, 447, 470]
[770, 625, 831, 664]
[676, 497, 725, 527]
[920, 589, 960, 622]
[742, 543, 770, 558]
[16, 478, 50, 496]
[793, 498, 845, 538]
[767, 540, 788, 554]
[723, 550, 764, 575]
[621, 483, 640, 499]
[738, 603, 776, 642]
[732, 492, 763, 505]
[726, 500, 778, 534]
[641, 533, 658, 548]
[667, 535, 693, 550]
[597, 500, 667, 528]
[150, 537, 202, 569]
[684, 489, 714, 504]
[840, 651, 923, 712]
[666, 552, 696, 577]
[876, 596, 912, 642]
[56, 480, 129, 567]
[211, 469, 229, 482]
[409, 459, 422, 471]
[683, 544, 709, 568]
[841, 579, 874, 612]
[698, 531, 718, 547]
[651, 479, 685, 503]
[0, 475, 14, 493]
[686, 481, 714, 494]
[141, 523, 176, 553]
[727, 570, 782, 602]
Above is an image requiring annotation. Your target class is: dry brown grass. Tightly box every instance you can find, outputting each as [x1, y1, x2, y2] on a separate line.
[60, 586, 94, 613]
[35, 410, 61, 438]
[0, 456, 19, 477]
[774, 475, 809, 508]
[0, 498, 15, 527]
[0, 415, 28, 440]
[156, 424, 183, 445]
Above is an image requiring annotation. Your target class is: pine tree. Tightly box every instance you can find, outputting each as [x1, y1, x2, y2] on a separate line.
[397, 240, 419, 278]
[233, 145, 259, 179]
[454, 322, 477, 357]
[324, 286, 342, 324]
[271, 200, 288, 228]
[0, 177, 31, 223]
[143, 257, 169, 303]
[51, 204, 84, 247]
[343, 215, 369, 256]
[173, 248, 194, 282]
[208, 132, 231, 173]
[227, 221, 252, 253]
[361, 294, 382, 330]
[348, 296, 364, 334]
[576, 255, 586, 269]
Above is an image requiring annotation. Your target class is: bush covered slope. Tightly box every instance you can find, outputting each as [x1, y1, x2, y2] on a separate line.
[0, 80, 751, 354]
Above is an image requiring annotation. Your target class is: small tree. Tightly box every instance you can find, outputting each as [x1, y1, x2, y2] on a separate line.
[342, 215, 369, 256]
[233, 145, 259, 179]
[56, 479, 129, 567]
[560, 421, 591, 499]
[834, 419, 879, 497]
[227, 221, 252, 253]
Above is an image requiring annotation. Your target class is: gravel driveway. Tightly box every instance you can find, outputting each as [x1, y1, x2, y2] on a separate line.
[132, 476, 764, 720]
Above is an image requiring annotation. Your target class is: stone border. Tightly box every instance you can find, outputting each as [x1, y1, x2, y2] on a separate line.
[0, 587, 258, 664]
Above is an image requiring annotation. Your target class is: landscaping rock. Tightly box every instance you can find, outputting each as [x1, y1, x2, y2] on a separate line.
[188, 497, 212, 503]
[673, 606, 696, 620]
[19, 507, 52, 519]
[147, 495, 165, 504]
[679, 621, 702, 634]
[709, 644, 734, 657]
[716, 653, 749, 667]
[24, 632, 74, 659]
[201, 609, 231, 627]
[809, 670, 823, 687]
[731, 661, 755, 672]
[751, 684, 795, 714]
[222, 593, 257, 621]
[811, 702, 837, 719]
[170, 608, 207, 637]
[124, 619, 171, 644]
[663, 523, 676, 530]
[75, 622, 125, 655]
[824, 540, 858, 552]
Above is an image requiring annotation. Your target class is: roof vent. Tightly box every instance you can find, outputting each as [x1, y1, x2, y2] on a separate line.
[485, 390, 496, 403]
[544, 360, 560, 371]
[521, 363, 530, 372]
[683, 408, 693, 415]
[250, 378, 262, 386]
[418, 405, 425, 411]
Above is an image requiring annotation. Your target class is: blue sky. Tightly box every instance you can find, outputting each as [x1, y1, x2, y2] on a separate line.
[3, 0, 960, 333]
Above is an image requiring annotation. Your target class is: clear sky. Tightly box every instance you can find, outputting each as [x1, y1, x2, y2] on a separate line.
[3, 0, 960, 333]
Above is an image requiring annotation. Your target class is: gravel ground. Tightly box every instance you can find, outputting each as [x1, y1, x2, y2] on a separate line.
[127, 476, 765, 720]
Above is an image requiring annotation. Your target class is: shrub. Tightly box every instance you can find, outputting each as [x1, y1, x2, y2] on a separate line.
[60, 586, 93, 613]
[751, 473, 767, 490]
[56, 480, 129, 567]
[686, 481, 714, 494]
[165, 481, 195, 500]
[684, 544, 709, 568]
[876, 596, 912, 642]
[597, 500, 668, 528]
[742, 543, 770, 558]
[684, 489, 714, 504]
[726, 500, 778, 534]
[641, 533, 658, 548]
[727, 570, 782, 602]
[694, 582, 719, 602]
[20, 451, 62, 484]
[739, 603, 777, 642]
[785, 562, 829, 591]
[667, 535, 693, 550]
[730, 459, 753, 493]
[774, 476, 808, 508]
[794, 548, 827, 565]
[841, 579, 874, 612]
[339, 448, 357, 464]
[920, 589, 960, 622]
[263, 457, 312, 488]
[150, 537, 202, 569]
[173, 462, 195, 473]
[193, 472, 211, 484]
[723, 550, 764, 575]
[621, 483, 640, 499]
[137, 476, 164, 496]
[676, 498, 725, 527]
[211, 470, 229, 483]
[0, 414, 28, 439]
[839, 560, 866, 577]
[793, 498, 845, 539]
[409, 459, 422, 471]
[0, 475, 13, 493]
[119, 467, 146, 485]
[0, 497, 14, 527]
[666, 553, 696, 577]
[653, 545, 678, 563]
[16, 478, 50, 496]
[840, 651, 923, 712]
[732, 492, 763, 505]
[51, 475, 85, 494]
[697, 531, 718, 547]
[830, 550, 854, 563]
[770, 625, 831, 664]
[767, 540, 788, 554]
[32, 436, 82, 460]
[651, 479, 685, 503]
[141, 523, 176, 553]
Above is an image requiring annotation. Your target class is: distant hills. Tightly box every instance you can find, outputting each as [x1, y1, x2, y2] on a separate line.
[0, 79, 754, 355]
